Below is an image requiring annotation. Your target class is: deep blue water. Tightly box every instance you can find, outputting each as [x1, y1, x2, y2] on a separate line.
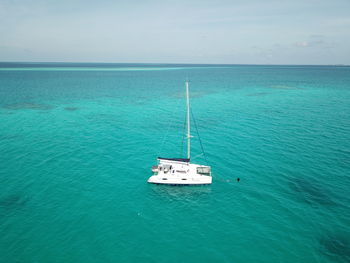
[0, 63, 349, 262]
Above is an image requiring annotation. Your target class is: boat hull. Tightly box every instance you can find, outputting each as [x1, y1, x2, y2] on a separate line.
[148, 175, 212, 185]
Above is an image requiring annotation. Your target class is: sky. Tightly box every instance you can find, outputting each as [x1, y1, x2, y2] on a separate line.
[0, 0, 349, 64]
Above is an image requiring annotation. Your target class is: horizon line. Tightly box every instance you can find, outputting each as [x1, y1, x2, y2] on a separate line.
[0, 61, 349, 67]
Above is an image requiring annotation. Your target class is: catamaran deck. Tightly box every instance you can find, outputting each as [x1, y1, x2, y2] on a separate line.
[148, 158, 212, 185]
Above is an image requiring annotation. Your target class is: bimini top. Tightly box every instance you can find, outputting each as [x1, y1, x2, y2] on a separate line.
[158, 157, 190, 163]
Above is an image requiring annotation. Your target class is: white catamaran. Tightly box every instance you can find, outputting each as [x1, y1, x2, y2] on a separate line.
[147, 81, 212, 185]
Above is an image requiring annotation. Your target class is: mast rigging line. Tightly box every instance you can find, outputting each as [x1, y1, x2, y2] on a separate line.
[191, 108, 209, 165]
[158, 81, 208, 165]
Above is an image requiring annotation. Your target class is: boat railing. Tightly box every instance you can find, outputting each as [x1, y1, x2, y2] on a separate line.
[197, 166, 211, 175]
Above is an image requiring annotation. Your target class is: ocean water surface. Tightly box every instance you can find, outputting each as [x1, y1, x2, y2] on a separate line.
[0, 63, 349, 262]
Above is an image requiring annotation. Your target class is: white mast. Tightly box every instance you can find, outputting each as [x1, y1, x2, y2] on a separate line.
[186, 80, 191, 159]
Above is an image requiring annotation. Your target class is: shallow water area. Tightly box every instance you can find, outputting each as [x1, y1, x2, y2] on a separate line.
[0, 63, 349, 262]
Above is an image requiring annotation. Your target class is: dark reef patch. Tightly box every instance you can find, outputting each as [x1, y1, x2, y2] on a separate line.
[0, 134, 20, 141]
[320, 233, 350, 262]
[0, 194, 27, 209]
[64, 107, 79, 111]
[3, 102, 54, 111]
[288, 177, 335, 206]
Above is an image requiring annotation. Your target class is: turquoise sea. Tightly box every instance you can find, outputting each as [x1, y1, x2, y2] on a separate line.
[0, 63, 349, 263]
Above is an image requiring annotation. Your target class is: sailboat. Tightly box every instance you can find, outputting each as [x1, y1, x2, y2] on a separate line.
[147, 81, 212, 185]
